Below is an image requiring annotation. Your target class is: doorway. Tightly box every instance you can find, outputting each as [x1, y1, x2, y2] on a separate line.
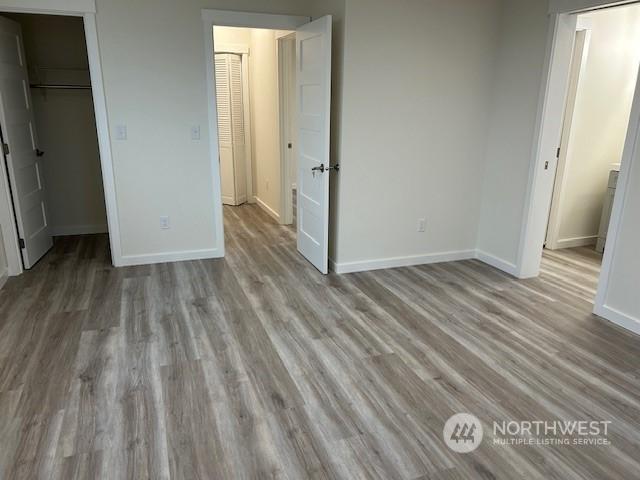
[203, 10, 334, 274]
[521, 1, 640, 314]
[0, 13, 109, 272]
[213, 26, 297, 225]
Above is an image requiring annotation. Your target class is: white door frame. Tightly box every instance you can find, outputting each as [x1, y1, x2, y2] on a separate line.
[277, 32, 296, 226]
[214, 43, 254, 205]
[545, 25, 591, 249]
[0, 0, 122, 275]
[202, 9, 310, 252]
[519, 0, 640, 325]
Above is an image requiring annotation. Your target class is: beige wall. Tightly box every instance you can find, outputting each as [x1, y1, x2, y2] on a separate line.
[213, 26, 291, 217]
[249, 28, 282, 215]
[555, 6, 640, 247]
[331, 0, 501, 265]
[8, 13, 107, 235]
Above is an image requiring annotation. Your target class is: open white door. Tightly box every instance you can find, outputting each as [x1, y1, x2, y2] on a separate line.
[0, 17, 52, 269]
[296, 15, 332, 274]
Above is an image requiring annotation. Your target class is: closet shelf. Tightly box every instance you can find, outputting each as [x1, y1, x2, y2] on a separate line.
[30, 84, 92, 90]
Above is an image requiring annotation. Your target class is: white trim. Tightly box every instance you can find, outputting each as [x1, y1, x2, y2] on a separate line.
[519, 0, 640, 337]
[51, 224, 108, 236]
[119, 248, 222, 267]
[202, 10, 309, 30]
[549, 0, 637, 13]
[241, 49, 253, 204]
[550, 235, 597, 249]
[0, 3, 122, 271]
[594, 303, 640, 336]
[0, 129, 22, 276]
[594, 60, 640, 312]
[330, 250, 476, 274]
[278, 35, 295, 226]
[0, 266, 7, 290]
[255, 196, 281, 222]
[215, 43, 249, 54]
[475, 250, 519, 276]
[516, 12, 578, 279]
[0, 0, 94, 14]
[202, 9, 311, 260]
[545, 28, 591, 249]
[213, 40, 253, 202]
[84, 13, 122, 267]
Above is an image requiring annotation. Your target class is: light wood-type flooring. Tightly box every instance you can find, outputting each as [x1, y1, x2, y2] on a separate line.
[1, 204, 638, 479]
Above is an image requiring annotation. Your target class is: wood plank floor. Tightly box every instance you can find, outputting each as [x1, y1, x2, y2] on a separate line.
[1, 204, 639, 479]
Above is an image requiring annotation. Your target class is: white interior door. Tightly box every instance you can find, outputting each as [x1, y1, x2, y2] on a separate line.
[296, 15, 332, 274]
[215, 54, 236, 205]
[229, 54, 247, 204]
[0, 17, 52, 269]
[215, 53, 247, 206]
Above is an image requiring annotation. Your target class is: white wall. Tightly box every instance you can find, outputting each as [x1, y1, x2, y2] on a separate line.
[93, 0, 314, 260]
[478, 0, 640, 331]
[0, 227, 7, 287]
[331, 0, 501, 268]
[553, 6, 640, 248]
[9, 13, 108, 236]
[605, 125, 640, 325]
[476, 0, 551, 268]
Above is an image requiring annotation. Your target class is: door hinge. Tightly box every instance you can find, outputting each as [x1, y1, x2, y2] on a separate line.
[18, 238, 25, 249]
[2, 143, 9, 156]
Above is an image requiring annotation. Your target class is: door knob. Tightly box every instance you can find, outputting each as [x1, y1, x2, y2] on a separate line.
[311, 163, 339, 177]
[311, 164, 325, 177]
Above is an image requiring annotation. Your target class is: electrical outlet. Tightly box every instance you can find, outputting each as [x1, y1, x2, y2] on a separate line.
[160, 216, 170, 230]
[190, 125, 200, 140]
[417, 218, 426, 233]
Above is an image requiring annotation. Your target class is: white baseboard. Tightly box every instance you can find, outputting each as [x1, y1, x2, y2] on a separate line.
[255, 196, 280, 221]
[550, 235, 597, 250]
[0, 267, 7, 290]
[593, 303, 640, 337]
[330, 249, 476, 274]
[51, 224, 108, 236]
[118, 248, 222, 267]
[475, 250, 518, 276]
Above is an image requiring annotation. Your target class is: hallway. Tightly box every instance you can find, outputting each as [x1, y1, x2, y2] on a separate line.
[0, 205, 639, 479]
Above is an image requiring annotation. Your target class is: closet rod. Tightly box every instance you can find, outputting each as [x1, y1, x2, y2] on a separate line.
[30, 84, 92, 90]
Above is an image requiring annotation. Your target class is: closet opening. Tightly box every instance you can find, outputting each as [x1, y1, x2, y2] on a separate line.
[0, 13, 110, 272]
[213, 25, 298, 242]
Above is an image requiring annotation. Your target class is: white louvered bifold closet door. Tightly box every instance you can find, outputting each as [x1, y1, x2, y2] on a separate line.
[215, 53, 247, 206]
